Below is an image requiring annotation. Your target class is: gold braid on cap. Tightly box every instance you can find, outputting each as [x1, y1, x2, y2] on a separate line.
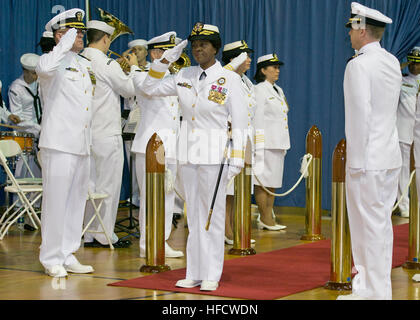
[239, 40, 249, 50]
[190, 22, 216, 36]
[270, 53, 279, 62]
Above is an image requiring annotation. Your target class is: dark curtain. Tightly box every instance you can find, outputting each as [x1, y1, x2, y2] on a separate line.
[2, 0, 420, 209]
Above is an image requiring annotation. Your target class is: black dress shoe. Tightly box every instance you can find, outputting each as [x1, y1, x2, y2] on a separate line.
[24, 224, 36, 231]
[84, 238, 132, 248]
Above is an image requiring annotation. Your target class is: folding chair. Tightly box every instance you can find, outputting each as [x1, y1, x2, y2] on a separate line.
[82, 192, 114, 250]
[0, 140, 43, 240]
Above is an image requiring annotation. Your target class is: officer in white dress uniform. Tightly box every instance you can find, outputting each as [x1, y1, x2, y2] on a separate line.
[9, 53, 42, 138]
[134, 23, 248, 291]
[0, 81, 21, 125]
[131, 32, 184, 258]
[82, 20, 139, 248]
[253, 54, 290, 231]
[221, 40, 255, 244]
[337, 2, 402, 300]
[36, 9, 95, 278]
[396, 47, 420, 218]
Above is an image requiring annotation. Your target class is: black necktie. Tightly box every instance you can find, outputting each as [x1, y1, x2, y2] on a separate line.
[24, 84, 42, 125]
[199, 71, 207, 81]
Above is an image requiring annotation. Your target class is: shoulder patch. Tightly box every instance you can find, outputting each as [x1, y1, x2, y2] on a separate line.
[78, 54, 91, 61]
[347, 53, 364, 63]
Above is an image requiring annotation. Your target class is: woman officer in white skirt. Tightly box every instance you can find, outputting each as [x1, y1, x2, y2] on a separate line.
[221, 41, 255, 244]
[253, 54, 290, 231]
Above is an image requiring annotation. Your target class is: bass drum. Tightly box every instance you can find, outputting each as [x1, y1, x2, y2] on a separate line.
[0, 131, 34, 154]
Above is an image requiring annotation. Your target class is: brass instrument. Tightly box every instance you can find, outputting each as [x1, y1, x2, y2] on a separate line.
[169, 52, 191, 74]
[97, 8, 134, 73]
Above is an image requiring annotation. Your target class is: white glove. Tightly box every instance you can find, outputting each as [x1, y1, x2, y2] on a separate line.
[226, 52, 248, 71]
[161, 39, 188, 63]
[226, 165, 243, 182]
[59, 28, 78, 51]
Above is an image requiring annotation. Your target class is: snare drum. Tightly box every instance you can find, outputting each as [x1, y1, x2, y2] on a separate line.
[0, 131, 35, 153]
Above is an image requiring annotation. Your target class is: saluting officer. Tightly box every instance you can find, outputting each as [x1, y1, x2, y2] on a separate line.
[253, 54, 290, 231]
[338, 2, 402, 300]
[36, 9, 95, 278]
[135, 23, 248, 291]
[396, 47, 420, 218]
[131, 31, 184, 259]
[82, 20, 139, 249]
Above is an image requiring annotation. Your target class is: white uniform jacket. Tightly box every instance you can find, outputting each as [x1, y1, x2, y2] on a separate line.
[396, 72, 420, 144]
[241, 74, 256, 147]
[131, 70, 180, 161]
[344, 41, 402, 170]
[81, 47, 138, 140]
[36, 30, 94, 156]
[253, 80, 290, 150]
[135, 60, 248, 167]
[8, 77, 41, 124]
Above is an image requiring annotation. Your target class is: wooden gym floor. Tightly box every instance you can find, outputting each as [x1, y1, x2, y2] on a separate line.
[0, 206, 418, 300]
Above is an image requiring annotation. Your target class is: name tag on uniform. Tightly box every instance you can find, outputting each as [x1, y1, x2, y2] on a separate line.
[208, 85, 227, 105]
[65, 67, 79, 72]
[177, 82, 192, 89]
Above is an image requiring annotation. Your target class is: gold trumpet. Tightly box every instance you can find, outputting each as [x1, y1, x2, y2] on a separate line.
[169, 52, 191, 74]
[97, 8, 134, 73]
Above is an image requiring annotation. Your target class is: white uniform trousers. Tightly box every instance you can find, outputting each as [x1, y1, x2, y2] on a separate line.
[84, 136, 124, 245]
[346, 168, 400, 300]
[397, 142, 411, 213]
[124, 139, 140, 207]
[135, 153, 176, 254]
[39, 148, 90, 269]
[180, 163, 228, 282]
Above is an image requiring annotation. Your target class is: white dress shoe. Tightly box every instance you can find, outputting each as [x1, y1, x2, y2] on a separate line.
[200, 280, 219, 291]
[176, 279, 201, 288]
[64, 261, 94, 274]
[165, 243, 184, 258]
[412, 274, 420, 282]
[45, 265, 68, 278]
[251, 239, 256, 244]
[224, 236, 233, 245]
[257, 220, 285, 231]
[336, 293, 367, 300]
[276, 224, 287, 230]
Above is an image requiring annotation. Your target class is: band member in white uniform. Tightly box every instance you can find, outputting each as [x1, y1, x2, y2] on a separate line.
[134, 23, 248, 291]
[337, 2, 402, 300]
[8, 53, 42, 181]
[253, 54, 290, 231]
[9, 53, 42, 138]
[221, 41, 255, 244]
[82, 20, 139, 248]
[0, 80, 21, 125]
[127, 39, 151, 71]
[36, 9, 95, 278]
[396, 47, 420, 218]
[131, 32, 184, 258]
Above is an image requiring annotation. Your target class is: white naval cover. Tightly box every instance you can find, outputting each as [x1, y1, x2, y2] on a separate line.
[131, 70, 180, 161]
[36, 29, 93, 155]
[135, 60, 248, 167]
[81, 47, 138, 139]
[344, 41, 402, 170]
[253, 80, 290, 150]
[396, 72, 420, 144]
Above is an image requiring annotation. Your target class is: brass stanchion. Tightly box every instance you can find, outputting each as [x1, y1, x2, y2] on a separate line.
[229, 138, 256, 256]
[403, 145, 420, 270]
[140, 133, 170, 273]
[325, 139, 352, 290]
[301, 126, 325, 241]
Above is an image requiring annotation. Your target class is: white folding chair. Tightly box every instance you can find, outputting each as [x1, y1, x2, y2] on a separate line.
[82, 192, 114, 250]
[0, 140, 43, 240]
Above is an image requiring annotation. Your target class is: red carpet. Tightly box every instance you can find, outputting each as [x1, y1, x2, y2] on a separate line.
[109, 224, 409, 300]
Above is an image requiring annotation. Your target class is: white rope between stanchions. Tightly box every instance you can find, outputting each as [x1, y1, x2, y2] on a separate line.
[392, 170, 416, 212]
[226, 153, 313, 197]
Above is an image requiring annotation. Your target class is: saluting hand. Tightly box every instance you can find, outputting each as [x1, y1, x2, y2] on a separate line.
[161, 40, 188, 64]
